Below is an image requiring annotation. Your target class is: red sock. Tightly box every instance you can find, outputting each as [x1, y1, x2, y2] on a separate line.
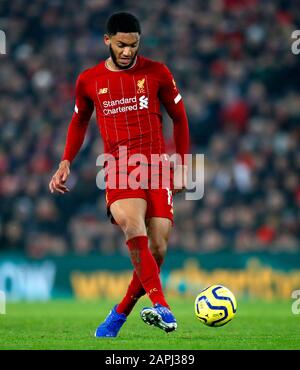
[116, 271, 146, 316]
[116, 259, 164, 316]
[121, 235, 169, 310]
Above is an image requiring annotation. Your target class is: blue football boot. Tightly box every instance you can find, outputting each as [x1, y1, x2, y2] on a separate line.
[95, 305, 127, 337]
[140, 303, 177, 332]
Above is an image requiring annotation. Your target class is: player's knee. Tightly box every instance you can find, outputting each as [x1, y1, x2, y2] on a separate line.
[117, 216, 146, 239]
[150, 236, 167, 265]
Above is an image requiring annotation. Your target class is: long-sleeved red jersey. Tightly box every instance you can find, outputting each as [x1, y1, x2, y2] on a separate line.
[62, 55, 189, 165]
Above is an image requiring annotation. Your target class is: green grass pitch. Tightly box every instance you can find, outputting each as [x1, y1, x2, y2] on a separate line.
[0, 297, 299, 350]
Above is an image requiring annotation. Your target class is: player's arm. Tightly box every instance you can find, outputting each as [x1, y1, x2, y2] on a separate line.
[49, 73, 94, 194]
[158, 64, 190, 193]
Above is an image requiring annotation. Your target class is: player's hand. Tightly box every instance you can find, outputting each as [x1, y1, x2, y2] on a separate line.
[49, 160, 71, 194]
[172, 164, 188, 195]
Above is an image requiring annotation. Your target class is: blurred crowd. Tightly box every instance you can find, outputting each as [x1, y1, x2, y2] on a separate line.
[1, 0, 300, 258]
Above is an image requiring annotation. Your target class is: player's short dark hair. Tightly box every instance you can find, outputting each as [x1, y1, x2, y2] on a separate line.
[106, 12, 141, 36]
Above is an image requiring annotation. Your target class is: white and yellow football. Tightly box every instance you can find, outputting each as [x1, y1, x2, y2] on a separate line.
[195, 285, 237, 327]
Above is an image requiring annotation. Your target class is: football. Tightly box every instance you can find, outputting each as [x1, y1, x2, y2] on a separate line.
[194, 285, 237, 327]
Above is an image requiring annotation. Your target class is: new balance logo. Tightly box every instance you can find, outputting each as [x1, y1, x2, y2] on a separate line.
[139, 95, 148, 109]
[98, 88, 108, 95]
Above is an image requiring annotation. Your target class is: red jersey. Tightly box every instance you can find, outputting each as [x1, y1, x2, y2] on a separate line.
[62, 56, 189, 165]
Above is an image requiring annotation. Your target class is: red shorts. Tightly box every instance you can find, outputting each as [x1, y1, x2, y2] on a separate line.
[105, 165, 174, 225]
[106, 187, 174, 225]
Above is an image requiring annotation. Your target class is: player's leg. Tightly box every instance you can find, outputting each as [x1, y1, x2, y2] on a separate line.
[147, 217, 172, 267]
[95, 198, 170, 337]
[139, 188, 177, 332]
[140, 219, 177, 332]
[109, 197, 147, 240]
[110, 198, 169, 307]
[95, 197, 147, 337]
[116, 217, 171, 316]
